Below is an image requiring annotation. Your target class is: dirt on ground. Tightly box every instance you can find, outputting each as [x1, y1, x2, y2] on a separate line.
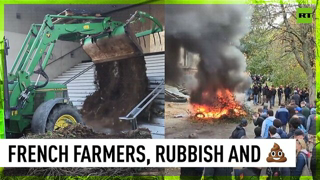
[4, 124, 164, 177]
[164, 94, 283, 176]
[23, 124, 152, 139]
[81, 56, 149, 131]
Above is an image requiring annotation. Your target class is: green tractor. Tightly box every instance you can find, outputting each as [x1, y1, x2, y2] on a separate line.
[1, 10, 163, 138]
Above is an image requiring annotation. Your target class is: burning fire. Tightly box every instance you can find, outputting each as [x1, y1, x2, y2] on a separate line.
[192, 89, 246, 119]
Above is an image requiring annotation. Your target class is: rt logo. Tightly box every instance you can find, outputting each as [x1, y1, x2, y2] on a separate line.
[296, 8, 312, 23]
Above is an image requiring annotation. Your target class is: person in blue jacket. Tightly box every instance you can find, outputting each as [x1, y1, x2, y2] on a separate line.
[261, 110, 275, 138]
[275, 103, 289, 132]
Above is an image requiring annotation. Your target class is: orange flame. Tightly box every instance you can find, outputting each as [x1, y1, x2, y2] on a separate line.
[192, 89, 246, 119]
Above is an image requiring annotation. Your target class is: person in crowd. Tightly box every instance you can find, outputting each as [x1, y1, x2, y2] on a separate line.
[295, 107, 307, 130]
[310, 132, 320, 179]
[293, 129, 305, 140]
[253, 84, 259, 105]
[307, 108, 316, 149]
[275, 103, 289, 132]
[204, 168, 233, 180]
[268, 126, 281, 139]
[267, 86, 272, 108]
[287, 116, 302, 139]
[180, 133, 204, 180]
[258, 83, 262, 104]
[304, 88, 309, 104]
[262, 105, 268, 114]
[261, 110, 276, 138]
[293, 128, 308, 144]
[273, 119, 287, 139]
[258, 107, 268, 119]
[307, 108, 317, 134]
[254, 127, 263, 139]
[299, 89, 305, 105]
[292, 90, 300, 106]
[284, 85, 291, 105]
[262, 84, 269, 105]
[277, 85, 283, 106]
[287, 100, 298, 120]
[230, 119, 248, 139]
[254, 117, 265, 128]
[270, 85, 276, 109]
[300, 101, 310, 120]
[290, 139, 309, 179]
[253, 108, 267, 127]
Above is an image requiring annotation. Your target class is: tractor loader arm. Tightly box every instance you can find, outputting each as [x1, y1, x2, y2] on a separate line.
[7, 11, 163, 111]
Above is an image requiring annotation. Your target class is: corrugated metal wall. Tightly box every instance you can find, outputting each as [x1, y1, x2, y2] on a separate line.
[145, 53, 165, 110]
[52, 53, 165, 138]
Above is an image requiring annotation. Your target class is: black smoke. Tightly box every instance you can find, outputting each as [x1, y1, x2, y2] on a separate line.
[165, 5, 252, 104]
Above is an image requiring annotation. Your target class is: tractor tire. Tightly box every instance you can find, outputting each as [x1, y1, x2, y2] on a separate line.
[45, 104, 83, 132]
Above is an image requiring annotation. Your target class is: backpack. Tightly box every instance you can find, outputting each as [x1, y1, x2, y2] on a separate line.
[300, 152, 312, 178]
[298, 125, 308, 135]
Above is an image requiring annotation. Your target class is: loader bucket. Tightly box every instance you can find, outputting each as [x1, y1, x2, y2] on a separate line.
[83, 26, 143, 64]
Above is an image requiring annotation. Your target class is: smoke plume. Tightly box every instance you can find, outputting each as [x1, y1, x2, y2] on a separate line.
[165, 5, 252, 104]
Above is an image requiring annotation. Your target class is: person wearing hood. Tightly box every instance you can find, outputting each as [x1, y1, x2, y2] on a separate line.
[268, 126, 281, 139]
[230, 119, 247, 139]
[307, 108, 316, 147]
[307, 108, 316, 135]
[261, 110, 276, 138]
[273, 119, 287, 139]
[275, 103, 289, 132]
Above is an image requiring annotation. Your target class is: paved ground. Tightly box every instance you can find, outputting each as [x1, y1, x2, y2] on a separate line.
[164, 94, 283, 175]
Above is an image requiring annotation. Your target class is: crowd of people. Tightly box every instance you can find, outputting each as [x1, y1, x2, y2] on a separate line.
[228, 98, 318, 179]
[249, 83, 310, 110]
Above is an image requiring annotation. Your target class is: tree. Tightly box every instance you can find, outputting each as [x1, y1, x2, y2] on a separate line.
[241, 2, 317, 104]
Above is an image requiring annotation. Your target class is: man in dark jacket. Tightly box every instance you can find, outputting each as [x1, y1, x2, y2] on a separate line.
[266, 87, 272, 108]
[277, 85, 283, 106]
[273, 119, 287, 138]
[253, 85, 259, 105]
[287, 116, 302, 139]
[270, 86, 276, 109]
[230, 119, 247, 139]
[254, 127, 263, 139]
[286, 100, 297, 120]
[262, 85, 269, 105]
[292, 90, 300, 106]
[295, 107, 307, 129]
[310, 133, 320, 180]
[284, 85, 291, 105]
[275, 103, 290, 132]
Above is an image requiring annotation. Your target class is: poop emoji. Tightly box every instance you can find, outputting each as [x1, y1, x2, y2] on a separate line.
[266, 143, 287, 162]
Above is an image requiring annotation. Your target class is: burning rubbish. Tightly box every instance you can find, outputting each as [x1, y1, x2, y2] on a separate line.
[192, 89, 247, 119]
[166, 5, 252, 121]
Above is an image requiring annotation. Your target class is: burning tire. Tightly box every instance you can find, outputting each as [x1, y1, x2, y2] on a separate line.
[195, 112, 206, 119]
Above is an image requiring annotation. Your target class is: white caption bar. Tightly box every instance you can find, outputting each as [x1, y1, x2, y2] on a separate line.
[0, 139, 296, 167]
